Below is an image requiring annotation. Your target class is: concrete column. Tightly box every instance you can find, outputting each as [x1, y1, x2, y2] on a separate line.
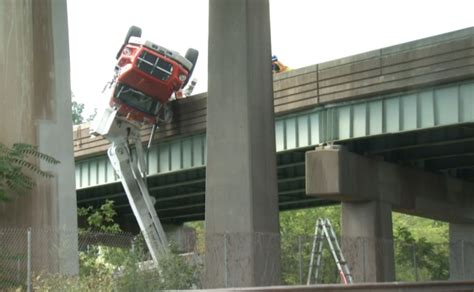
[341, 201, 395, 282]
[164, 224, 196, 253]
[449, 223, 474, 280]
[0, 0, 78, 274]
[205, 0, 281, 288]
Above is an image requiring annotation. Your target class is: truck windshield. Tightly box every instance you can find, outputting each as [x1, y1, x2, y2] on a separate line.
[115, 84, 158, 116]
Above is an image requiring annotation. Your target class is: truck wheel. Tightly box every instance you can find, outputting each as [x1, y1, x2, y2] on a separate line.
[124, 26, 142, 43]
[183, 48, 199, 87]
[116, 26, 142, 59]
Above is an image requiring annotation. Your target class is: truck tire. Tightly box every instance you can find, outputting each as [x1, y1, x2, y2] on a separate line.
[124, 26, 142, 44]
[183, 48, 199, 87]
[116, 26, 142, 59]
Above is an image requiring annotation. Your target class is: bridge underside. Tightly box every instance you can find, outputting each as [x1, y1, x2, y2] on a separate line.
[77, 148, 334, 225]
[77, 121, 474, 225]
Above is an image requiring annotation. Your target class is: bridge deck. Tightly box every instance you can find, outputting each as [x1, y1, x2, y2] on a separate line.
[74, 27, 474, 224]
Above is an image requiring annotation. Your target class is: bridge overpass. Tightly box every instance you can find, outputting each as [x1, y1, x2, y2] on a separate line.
[74, 27, 474, 226]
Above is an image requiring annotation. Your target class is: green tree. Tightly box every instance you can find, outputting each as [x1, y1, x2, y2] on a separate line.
[78, 199, 121, 233]
[72, 101, 85, 125]
[394, 225, 449, 281]
[279, 205, 341, 284]
[77, 200, 127, 277]
[0, 143, 59, 201]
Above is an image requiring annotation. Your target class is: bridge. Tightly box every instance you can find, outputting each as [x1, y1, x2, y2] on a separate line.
[74, 27, 474, 226]
[3, 0, 473, 286]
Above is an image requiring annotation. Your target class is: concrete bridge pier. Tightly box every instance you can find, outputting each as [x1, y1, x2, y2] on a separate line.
[205, 0, 281, 288]
[449, 223, 474, 280]
[306, 146, 474, 282]
[341, 201, 395, 282]
[0, 0, 78, 274]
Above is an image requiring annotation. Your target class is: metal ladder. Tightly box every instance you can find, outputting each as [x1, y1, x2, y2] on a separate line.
[307, 218, 353, 285]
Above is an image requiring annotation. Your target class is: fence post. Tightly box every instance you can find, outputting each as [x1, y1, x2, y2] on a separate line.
[362, 237, 367, 282]
[224, 232, 228, 288]
[16, 256, 20, 284]
[131, 239, 137, 291]
[298, 235, 303, 284]
[412, 243, 418, 281]
[461, 240, 465, 280]
[26, 228, 32, 292]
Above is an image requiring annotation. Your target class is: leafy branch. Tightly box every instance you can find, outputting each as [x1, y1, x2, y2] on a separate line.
[0, 143, 59, 201]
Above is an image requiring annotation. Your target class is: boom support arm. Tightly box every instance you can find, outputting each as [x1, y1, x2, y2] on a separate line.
[91, 108, 168, 265]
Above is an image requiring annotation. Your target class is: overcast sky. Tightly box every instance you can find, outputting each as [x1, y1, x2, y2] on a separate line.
[67, 0, 474, 116]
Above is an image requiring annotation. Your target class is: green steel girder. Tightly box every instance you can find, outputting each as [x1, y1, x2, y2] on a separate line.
[76, 80, 474, 190]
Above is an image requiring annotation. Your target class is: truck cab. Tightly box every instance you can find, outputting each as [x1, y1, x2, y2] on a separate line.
[109, 27, 198, 125]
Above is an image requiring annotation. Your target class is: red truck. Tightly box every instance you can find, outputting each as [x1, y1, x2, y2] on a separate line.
[108, 26, 198, 125]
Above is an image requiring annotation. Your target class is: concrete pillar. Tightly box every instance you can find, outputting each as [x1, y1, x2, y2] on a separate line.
[341, 201, 395, 282]
[205, 0, 281, 288]
[449, 223, 474, 280]
[164, 224, 196, 253]
[0, 0, 78, 274]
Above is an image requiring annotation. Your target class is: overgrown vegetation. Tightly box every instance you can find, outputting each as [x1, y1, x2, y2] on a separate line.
[0, 143, 59, 201]
[34, 200, 201, 291]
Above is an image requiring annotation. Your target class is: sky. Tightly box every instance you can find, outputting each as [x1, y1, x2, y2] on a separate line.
[67, 0, 474, 117]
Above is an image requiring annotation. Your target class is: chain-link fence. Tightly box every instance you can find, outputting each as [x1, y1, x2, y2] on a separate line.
[280, 235, 471, 285]
[0, 228, 201, 291]
[0, 228, 471, 290]
[0, 228, 29, 290]
[205, 232, 471, 287]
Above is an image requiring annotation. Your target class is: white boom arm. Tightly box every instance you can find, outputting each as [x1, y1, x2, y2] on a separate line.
[91, 108, 168, 265]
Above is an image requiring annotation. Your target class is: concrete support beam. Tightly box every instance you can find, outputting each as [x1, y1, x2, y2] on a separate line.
[306, 146, 474, 223]
[205, 0, 281, 288]
[0, 0, 78, 274]
[449, 223, 474, 280]
[341, 201, 395, 282]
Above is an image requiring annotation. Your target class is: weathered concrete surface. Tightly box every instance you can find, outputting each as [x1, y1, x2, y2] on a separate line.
[164, 224, 196, 253]
[0, 0, 78, 274]
[341, 201, 395, 282]
[73, 27, 474, 159]
[205, 0, 281, 287]
[449, 223, 474, 280]
[306, 146, 474, 223]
